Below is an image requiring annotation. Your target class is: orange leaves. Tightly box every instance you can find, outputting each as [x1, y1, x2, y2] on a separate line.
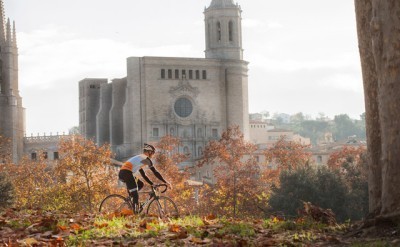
[264, 136, 311, 171]
[327, 146, 366, 171]
[167, 224, 188, 239]
[69, 223, 81, 231]
[196, 126, 266, 218]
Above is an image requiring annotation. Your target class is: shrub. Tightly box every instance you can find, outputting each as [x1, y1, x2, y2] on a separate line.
[0, 172, 14, 208]
[268, 166, 367, 222]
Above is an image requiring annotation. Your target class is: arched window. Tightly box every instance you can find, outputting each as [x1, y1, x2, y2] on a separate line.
[229, 21, 234, 42]
[217, 22, 221, 42]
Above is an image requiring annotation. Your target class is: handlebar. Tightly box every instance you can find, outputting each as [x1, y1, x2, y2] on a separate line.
[152, 184, 168, 193]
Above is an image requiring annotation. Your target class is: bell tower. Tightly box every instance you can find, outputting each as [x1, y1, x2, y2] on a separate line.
[0, 0, 25, 163]
[204, 0, 243, 60]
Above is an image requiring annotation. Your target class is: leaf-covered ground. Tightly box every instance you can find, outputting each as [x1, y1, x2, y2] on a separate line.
[0, 208, 399, 246]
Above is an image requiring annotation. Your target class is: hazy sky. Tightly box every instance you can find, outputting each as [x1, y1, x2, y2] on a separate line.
[5, 0, 364, 135]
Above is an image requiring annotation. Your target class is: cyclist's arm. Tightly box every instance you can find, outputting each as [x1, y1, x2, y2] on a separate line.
[149, 166, 168, 184]
[146, 158, 168, 184]
[138, 168, 153, 185]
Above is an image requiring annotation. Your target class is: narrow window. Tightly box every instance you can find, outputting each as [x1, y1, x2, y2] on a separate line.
[168, 69, 172, 79]
[198, 147, 203, 156]
[207, 23, 211, 47]
[161, 69, 165, 79]
[31, 152, 37, 160]
[54, 152, 59, 160]
[255, 156, 260, 162]
[43, 152, 48, 159]
[189, 70, 193, 79]
[175, 69, 179, 79]
[198, 172, 201, 180]
[170, 127, 175, 136]
[212, 129, 218, 138]
[184, 146, 189, 154]
[317, 156, 323, 163]
[202, 70, 207, 80]
[182, 70, 186, 79]
[153, 128, 159, 137]
[196, 70, 200, 79]
[206, 170, 210, 178]
[217, 22, 221, 42]
[229, 21, 234, 42]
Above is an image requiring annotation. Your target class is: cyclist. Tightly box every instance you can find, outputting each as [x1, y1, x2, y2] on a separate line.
[119, 143, 172, 213]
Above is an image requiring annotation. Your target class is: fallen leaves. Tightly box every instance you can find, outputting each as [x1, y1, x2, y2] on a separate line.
[0, 207, 398, 246]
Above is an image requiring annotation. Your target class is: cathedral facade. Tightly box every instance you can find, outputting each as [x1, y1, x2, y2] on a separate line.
[79, 0, 250, 167]
[0, 1, 25, 163]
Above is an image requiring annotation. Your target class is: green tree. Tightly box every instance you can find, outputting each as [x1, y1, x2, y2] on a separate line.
[299, 120, 330, 145]
[333, 114, 359, 141]
[268, 167, 349, 221]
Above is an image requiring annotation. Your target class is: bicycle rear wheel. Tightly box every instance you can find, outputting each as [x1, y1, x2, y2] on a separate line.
[99, 194, 132, 216]
[146, 196, 179, 219]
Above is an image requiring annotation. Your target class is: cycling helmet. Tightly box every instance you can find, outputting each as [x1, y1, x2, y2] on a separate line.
[143, 143, 156, 153]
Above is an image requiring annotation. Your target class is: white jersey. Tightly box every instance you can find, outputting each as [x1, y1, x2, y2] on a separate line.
[121, 154, 153, 175]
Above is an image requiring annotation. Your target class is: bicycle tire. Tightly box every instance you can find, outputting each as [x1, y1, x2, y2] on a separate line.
[99, 194, 132, 215]
[146, 196, 179, 219]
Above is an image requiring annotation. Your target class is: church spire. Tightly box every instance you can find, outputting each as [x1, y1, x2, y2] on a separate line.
[0, 0, 6, 43]
[12, 21, 17, 47]
[6, 17, 11, 45]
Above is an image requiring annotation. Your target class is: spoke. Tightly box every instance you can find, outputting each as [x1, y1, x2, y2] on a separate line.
[99, 195, 132, 216]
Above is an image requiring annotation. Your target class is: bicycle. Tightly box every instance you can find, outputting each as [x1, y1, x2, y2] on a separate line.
[99, 184, 179, 219]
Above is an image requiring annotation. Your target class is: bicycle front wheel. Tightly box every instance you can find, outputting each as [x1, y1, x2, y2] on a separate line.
[99, 194, 132, 215]
[146, 196, 179, 219]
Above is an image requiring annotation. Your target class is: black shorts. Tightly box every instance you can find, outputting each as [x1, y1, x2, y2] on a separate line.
[118, 169, 144, 192]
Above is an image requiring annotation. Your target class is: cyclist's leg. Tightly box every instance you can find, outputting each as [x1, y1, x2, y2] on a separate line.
[119, 170, 139, 210]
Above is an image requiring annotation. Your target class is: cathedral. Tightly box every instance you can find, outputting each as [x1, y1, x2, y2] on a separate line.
[0, 0, 25, 163]
[79, 0, 250, 167]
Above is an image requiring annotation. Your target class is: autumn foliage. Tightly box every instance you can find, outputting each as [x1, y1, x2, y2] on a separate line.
[198, 126, 267, 218]
[152, 135, 195, 215]
[0, 135, 117, 212]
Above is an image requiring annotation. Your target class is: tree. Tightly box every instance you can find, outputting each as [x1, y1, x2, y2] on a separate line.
[333, 114, 359, 141]
[0, 135, 12, 164]
[0, 172, 14, 208]
[152, 135, 195, 215]
[299, 120, 330, 145]
[268, 166, 349, 221]
[355, 0, 400, 221]
[198, 126, 263, 218]
[0, 154, 54, 209]
[264, 136, 311, 172]
[56, 135, 115, 212]
[327, 146, 369, 220]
